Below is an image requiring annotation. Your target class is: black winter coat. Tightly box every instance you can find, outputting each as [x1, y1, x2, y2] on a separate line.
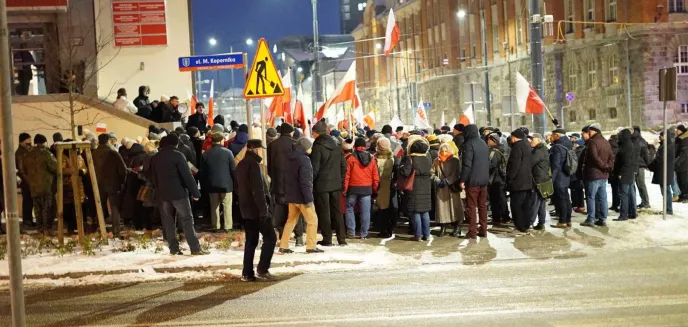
[92, 144, 127, 194]
[186, 113, 208, 134]
[550, 137, 572, 189]
[267, 135, 296, 195]
[506, 139, 534, 192]
[650, 128, 676, 185]
[159, 103, 182, 123]
[236, 151, 270, 219]
[531, 143, 551, 184]
[459, 125, 490, 187]
[148, 146, 200, 201]
[285, 147, 314, 204]
[310, 134, 346, 193]
[201, 144, 236, 193]
[190, 136, 204, 167]
[613, 129, 638, 184]
[121, 144, 146, 220]
[399, 152, 433, 213]
[634, 135, 651, 169]
[177, 142, 196, 166]
[488, 147, 506, 185]
[453, 134, 465, 150]
[674, 132, 688, 172]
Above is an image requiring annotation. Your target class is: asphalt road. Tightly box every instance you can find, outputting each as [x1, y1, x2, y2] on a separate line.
[2, 244, 688, 327]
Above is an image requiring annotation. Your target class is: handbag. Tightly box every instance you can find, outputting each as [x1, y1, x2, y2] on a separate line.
[536, 180, 554, 199]
[396, 169, 415, 191]
[137, 185, 156, 205]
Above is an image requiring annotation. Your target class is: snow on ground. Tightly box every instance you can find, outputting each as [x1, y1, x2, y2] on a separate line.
[1, 173, 687, 288]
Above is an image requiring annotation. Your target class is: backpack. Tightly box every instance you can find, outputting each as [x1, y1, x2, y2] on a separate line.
[554, 144, 578, 176]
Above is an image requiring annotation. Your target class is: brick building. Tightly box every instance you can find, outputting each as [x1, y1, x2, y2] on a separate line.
[352, 0, 688, 132]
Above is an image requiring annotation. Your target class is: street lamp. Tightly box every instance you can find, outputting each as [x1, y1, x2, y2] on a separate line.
[375, 43, 382, 50]
[297, 67, 303, 73]
[208, 37, 217, 47]
[246, 38, 254, 46]
[456, 9, 466, 19]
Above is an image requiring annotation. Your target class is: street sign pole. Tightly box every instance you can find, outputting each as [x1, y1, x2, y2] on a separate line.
[244, 53, 251, 125]
[662, 68, 668, 221]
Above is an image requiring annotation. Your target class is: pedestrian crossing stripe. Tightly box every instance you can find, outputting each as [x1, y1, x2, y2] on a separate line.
[243, 38, 284, 99]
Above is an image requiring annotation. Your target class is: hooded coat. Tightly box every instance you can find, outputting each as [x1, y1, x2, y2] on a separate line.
[434, 151, 464, 224]
[375, 149, 398, 210]
[344, 147, 379, 196]
[459, 125, 490, 187]
[228, 132, 248, 157]
[613, 129, 638, 184]
[650, 128, 676, 185]
[121, 143, 145, 220]
[399, 138, 433, 213]
[311, 134, 346, 193]
[550, 136, 573, 189]
[531, 142, 551, 185]
[133, 86, 150, 109]
[506, 138, 534, 192]
[285, 146, 314, 204]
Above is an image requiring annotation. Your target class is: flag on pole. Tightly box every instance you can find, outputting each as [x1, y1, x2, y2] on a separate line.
[267, 69, 293, 126]
[440, 111, 446, 127]
[95, 123, 107, 133]
[352, 86, 364, 127]
[187, 90, 198, 115]
[459, 104, 475, 126]
[448, 118, 456, 127]
[208, 79, 214, 125]
[414, 99, 431, 129]
[390, 114, 404, 131]
[315, 60, 358, 122]
[516, 72, 546, 115]
[363, 111, 376, 129]
[384, 9, 400, 56]
[293, 84, 306, 128]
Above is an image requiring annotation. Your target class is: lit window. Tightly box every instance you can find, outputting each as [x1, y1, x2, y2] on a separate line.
[344, 12, 350, 20]
[607, 0, 617, 22]
[357, 3, 366, 11]
[568, 62, 578, 91]
[675, 45, 688, 75]
[517, 16, 523, 45]
[587, 60, 597, 89]
[565, 0, 575, 33]
[585, 0, 594, 28]
[669, 0, 685, 13]
[682, 103, 688, 113]
[609, 54, 619, 84]
[342, 5, 350, 12]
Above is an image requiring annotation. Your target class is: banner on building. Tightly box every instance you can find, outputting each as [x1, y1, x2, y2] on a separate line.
[112, 0, 167, 47]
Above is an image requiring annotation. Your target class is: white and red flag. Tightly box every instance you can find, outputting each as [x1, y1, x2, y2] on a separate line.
[208, 79, 214, 125]
[315, 60, 358, 122]
[414, 99, 431, 129]
[458, 104, 475, 126]
[384, 8, 400, 56]
[516, 71, 546, 115]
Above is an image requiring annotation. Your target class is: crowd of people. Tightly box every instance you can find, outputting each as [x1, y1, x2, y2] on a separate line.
[8, 104, 683, 281]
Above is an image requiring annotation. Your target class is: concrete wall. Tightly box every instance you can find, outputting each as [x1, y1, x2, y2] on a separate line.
[93, 0, 193, 101]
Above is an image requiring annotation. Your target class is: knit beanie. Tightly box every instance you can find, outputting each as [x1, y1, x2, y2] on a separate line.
[280, 123, 294, 134]
[511, 129, 527, 140]
[376, 137, 391, 152]
[297, 137, 313, 152]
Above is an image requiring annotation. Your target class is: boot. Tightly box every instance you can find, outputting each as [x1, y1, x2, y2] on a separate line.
[295, 236, 304, 247]
[438, 225, 447, 237]
[450, 222, 461, 237]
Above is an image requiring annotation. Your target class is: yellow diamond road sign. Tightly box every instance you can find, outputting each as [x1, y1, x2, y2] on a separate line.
[244, 38, 284, 99]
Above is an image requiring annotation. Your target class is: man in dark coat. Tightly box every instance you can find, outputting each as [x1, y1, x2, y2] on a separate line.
[186, 103, 208, 135]
[201, 132, 236, 231]
[92, 133, 127, 235]
[550, 129, 573, 228]
[506, 129, 534, 233]
[236, 139, 276, 282]
[21, 134, 57, 233]
[581, 123, 615, 227]
[177, 133, 197, 167]
[674, 125, 688, 202]
[310, 121, 347, 246]
[529, 133, 551, 230]
[266, 123, 303, 245]
[633, 126, 651, 209]
[160, 96, 182, 123]
[613, 129, 638, 221]
[452, 124, 465, 150]
[133, 85, 150, 109]
[487, 133, 509, 225]
[149, 134, 205, 255]
[649, 128, 676, 215]
[15, 132, 34, 227]
[279, 138, 323, 254]
[187, 126, 204, 166]
[608, 133, 621, 212]
[459, 124, 490, 239]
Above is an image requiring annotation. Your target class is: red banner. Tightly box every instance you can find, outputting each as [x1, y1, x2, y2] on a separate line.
[112, 0, 167, 47]
[7, 0, 67, 8]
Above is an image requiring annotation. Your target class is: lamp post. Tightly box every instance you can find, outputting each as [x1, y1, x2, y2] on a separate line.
[229, 38, 253, 116]
[311, 0, 322, 116]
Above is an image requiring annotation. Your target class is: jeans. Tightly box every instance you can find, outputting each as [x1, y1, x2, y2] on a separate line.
[345, 194, 372, 238]
[585, 179, 608, 223]
[618, 183, 637, 219]
[553, 185, 572, 224]
[160, 198, 201, 253]
[243, 218, 276, 277]
[659, 185, 674, 214]
[671, 173, 681, 197]
[209, 192, 233, 230]
[314, 191, 345, 244]
[636, 169, 650, 207]
[530, 190, 547, 226]
[411, 212, 430, 238]
[280, 203, 318, 250]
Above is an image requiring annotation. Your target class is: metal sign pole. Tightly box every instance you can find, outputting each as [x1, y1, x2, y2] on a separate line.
[662, 68, 668, 221]
[244, 53, 251, 125]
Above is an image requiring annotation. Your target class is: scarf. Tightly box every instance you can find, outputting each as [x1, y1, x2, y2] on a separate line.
[439, 152, 453, 163]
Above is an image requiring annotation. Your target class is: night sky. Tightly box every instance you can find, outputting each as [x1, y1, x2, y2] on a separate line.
[191, 0, 341, 93]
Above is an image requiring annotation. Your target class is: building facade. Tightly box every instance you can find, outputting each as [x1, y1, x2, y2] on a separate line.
[352, 0, 688, 132]
[341, 0, 371, 34]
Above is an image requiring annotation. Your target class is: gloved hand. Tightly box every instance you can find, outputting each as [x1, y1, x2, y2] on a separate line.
[435, 179, 446, 188]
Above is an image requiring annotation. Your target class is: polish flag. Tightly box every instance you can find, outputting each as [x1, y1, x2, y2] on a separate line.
[516, 72, 546, 115]
[363, 111, 376, 129]
[208, 79, 214, 125]
[315, 61, 358, 122]
[414, 99, 431, 129]
[267, 69, 293, 126]
[95, 123, 107, 133]
[384, 9, 400, 56]
[392, 142, 404, 158]
[293, 84, 306, 128]
[187, 90, 198, 115]
[390, 114, 404, 131]
[440, 111, 446, 127]
[459, 104, 475, 126]
[352, 86, 364, 127]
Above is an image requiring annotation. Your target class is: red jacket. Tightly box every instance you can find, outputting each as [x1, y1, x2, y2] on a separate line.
[201, 133, 231, 152]
[344, 150, 379, 196]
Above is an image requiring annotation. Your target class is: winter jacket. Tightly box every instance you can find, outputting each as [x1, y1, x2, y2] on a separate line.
[650, 128, 676, 185]
[344, 149, 379, 196]
[148, 146, 200, 201]
[133, 87, 150, 109]
[581, 133, 614, 181]
[186, 113, 208, 135]
[433, 156, 464, 224]
[150, 104, 163, 123]
[634, 134, 651, 169]
[311, 134, 346, 193]
[550, 136, 572, 189]
[452, 134, 465, 150]
[21, 145, 57, 196]
[613, 129, 638, 184]
[159, 102, 182, 123]
[375, 150, 398, 210]
[428, 145, 440, 162]
[488, 146, 506, 185]
[399, 138, 433, 213]
[284, 147, 314, 204]
[383, 133, 400, 153]
[531, 142, 551, 185]
[121, 144, 145, 219]
[674, 132, 688, 172]
[506, 139, 534, 192]
[92, 144, 127, 194]
[135, 105, 152, 120]
[267, 135, 296, 195]
[229, 132, 248, 157]
[201, 144, 236, 193]
[459, 125, 490, 187]
[236, 150, 270, 219]
[177, 141, 196, 167]
[15, 143, 32, 182]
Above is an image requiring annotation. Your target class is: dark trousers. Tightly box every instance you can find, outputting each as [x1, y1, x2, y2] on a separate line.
[553, 186, 572, 224]
[20, 182, 33, 225]
[101, 191, 122, 234]
[677, 171, 688, 200]
[243, 218, 276, 277]
[530, 191, 547, 226]
[465, 186, 488, 238]
[376, 207, 399, 237]
[273, 194, 303, 239]
[570, 186, 584, 208]
[636, 169, 650, 207]
[619, 183, 637, 219]
[33, 194, 54, 231]
[510, 190, 534, 232]
[160, 198, 201, 253]
[135, 204, 154, 230]
[610, 179, 620, 209]
[488, 183, 509, 223]
[314, 191, 345, 244]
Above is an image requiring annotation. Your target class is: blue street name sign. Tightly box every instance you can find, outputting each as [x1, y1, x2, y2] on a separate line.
[178, 53, 244, 72]
[423, 102, 432, 110]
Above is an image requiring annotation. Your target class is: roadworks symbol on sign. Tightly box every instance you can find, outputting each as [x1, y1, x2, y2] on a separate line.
[244, 38, 284, 99]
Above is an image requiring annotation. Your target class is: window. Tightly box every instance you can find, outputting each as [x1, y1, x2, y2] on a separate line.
[342, 5, 350, 12]
[492, 24, 499, 52]
[461, 48, 466, 61]
[675, 45, 688, 75]
[669, 0, 685, 13]
[682, 103, 688, 113]
[585, 0, 594, 28]
[472, 44, 477, 58]
[569, 110, 577, 122]
[517, 16, 523, 45]
[343, 12, 350, 20]
[587, 60, 597, 89]
[608, 107, 618, 119]
[607, 0, 617, 22]
[357, 2, 366, 11]
[568, 63, 578, 91]
[609, 54, 619, 84]
[521, 116, 527, 126]
[588, 109, 597, 120]
[565, 0, 575, 33]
